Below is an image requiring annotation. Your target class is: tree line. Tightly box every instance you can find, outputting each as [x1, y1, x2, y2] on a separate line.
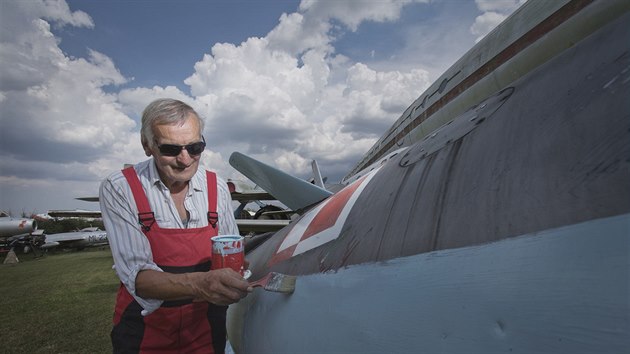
[38, 218, 105, 234]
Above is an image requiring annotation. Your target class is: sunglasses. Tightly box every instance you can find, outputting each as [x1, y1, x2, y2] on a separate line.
[155, 136, 206, 157]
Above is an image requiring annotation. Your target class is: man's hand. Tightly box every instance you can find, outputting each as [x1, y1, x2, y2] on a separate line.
[190, 268, 251, 305]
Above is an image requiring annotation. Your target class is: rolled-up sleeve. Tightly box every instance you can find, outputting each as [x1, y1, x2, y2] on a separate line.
[99, 174, 164, 315]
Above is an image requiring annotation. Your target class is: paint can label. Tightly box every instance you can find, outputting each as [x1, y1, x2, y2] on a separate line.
[211, 235, 245, 275]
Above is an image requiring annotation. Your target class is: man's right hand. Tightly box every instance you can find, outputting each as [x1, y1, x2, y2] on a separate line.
[190, 268, 251, 305]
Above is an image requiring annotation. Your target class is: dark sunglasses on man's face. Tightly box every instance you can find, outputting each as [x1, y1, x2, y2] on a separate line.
[155, 136, 206, 157]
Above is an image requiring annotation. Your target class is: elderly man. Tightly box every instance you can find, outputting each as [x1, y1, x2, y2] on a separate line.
[100, 98, 250, 353]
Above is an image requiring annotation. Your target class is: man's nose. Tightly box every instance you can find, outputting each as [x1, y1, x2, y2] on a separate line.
[176, 148, 193, 162]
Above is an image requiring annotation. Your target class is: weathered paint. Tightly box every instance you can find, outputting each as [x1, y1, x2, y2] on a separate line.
[228, 2, 630, 352]
[269, 168, 380, 267]
[345, 0, 630, 181]
[245, 10, 630, 276]
[235, 213, 629, 353]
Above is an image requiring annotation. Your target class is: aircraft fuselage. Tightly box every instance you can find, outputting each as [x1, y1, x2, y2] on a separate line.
[227, 0, 630, 352]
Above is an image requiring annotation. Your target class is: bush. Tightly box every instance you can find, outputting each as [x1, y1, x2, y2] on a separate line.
[38, 218, 105, 234]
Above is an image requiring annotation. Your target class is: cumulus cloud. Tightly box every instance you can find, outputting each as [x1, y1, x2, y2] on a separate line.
[0, 0, 485, 213]
[471, 0, 526, 42]
[118, 85, 192, 117]
[185, 0, 430, 181]
[0, 0, 140, 209]
[299, 0, 421, 32]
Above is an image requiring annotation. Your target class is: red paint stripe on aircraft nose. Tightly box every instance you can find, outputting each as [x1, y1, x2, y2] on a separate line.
[300, 175, 366, 241]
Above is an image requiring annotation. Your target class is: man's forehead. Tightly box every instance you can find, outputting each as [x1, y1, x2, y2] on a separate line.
[154, 116, 199, 133]
[155, 113, 199, 126]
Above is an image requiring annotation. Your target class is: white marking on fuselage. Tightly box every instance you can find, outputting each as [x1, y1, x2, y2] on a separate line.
[275, 167, 381, 261]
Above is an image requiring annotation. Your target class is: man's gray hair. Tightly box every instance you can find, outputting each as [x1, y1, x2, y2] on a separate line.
[140, 98, 205, 148]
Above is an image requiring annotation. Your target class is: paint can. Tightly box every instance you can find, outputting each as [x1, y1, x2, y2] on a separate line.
[211, 235, 245, 275]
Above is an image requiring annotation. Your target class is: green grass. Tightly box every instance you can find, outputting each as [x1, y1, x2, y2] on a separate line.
[1, 249, 118, 353]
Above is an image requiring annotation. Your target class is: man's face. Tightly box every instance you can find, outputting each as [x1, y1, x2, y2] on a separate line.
[147, 115, 203, 189]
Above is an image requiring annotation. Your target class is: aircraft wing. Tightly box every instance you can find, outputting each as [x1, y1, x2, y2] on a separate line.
[230, 191, 277, 202]
[47, 210, 102, 218]
[229, 152, 333, 212]
[236, 219, 291, 233]
[41, 234, 77, 249]
[42, 229, 108, 250]
[75, 197, 99, 202]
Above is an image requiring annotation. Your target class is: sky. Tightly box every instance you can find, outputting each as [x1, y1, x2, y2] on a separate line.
[0, 0, 524, 216]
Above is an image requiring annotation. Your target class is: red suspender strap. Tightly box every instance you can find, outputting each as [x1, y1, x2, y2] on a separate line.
[206, 171, 219, 229]
[121, 167, 155, 232]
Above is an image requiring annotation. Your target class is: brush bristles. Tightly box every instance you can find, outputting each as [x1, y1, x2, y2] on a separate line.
[264, 272, 296, 294]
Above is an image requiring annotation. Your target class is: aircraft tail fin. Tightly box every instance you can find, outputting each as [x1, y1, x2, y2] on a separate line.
[310, 160, 326, 190]
[229, 152, 333, 211]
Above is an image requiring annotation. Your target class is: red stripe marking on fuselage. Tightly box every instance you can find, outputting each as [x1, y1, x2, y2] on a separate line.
[299, 177, 364, 242]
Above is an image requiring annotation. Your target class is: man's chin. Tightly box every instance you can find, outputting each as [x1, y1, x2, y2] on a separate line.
[166, 168, 196, 184]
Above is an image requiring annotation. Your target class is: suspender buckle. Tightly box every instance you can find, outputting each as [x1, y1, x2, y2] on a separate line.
[138, 212, 155, 232]
[208, 211, 218, 229]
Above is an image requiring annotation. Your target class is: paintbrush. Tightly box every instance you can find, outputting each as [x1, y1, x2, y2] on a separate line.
[249, 272, 296, 294]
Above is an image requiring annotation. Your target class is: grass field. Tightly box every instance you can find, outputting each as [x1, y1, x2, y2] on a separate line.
[1, 248, 118, 353]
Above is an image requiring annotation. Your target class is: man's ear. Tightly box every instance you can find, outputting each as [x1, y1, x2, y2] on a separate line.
[142, 141, 152, 157]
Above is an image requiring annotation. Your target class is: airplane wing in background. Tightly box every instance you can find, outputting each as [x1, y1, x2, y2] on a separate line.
[236, 219, 290, 233]
[41, 228, 108, 250]
[229, 191, 276, 202]
[75, 197, 100, 202]
[229, 152, 333, 212]
[47, 210, 103, 219]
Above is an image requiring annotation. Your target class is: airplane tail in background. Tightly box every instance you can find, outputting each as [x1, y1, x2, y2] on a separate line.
[310, 160, 326, 190]
[229, 152, 333, 212]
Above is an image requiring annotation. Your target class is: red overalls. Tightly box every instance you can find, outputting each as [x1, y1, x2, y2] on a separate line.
[111, 167, 226, 354]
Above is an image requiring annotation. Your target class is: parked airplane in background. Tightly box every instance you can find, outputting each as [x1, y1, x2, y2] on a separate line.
[62, 184, 292, 236]
[46, 209, 103, 219]
[227, 179, 292, 234]
[1, 208, 108, 253]
[41, 227, 108, 251]
[0, 211, 43, 253]
[225, 0, 630, 352]
[0, 211, 38, 238]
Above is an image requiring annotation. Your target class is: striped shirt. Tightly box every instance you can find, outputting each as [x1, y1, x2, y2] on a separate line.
[99, 158, 238, 315]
